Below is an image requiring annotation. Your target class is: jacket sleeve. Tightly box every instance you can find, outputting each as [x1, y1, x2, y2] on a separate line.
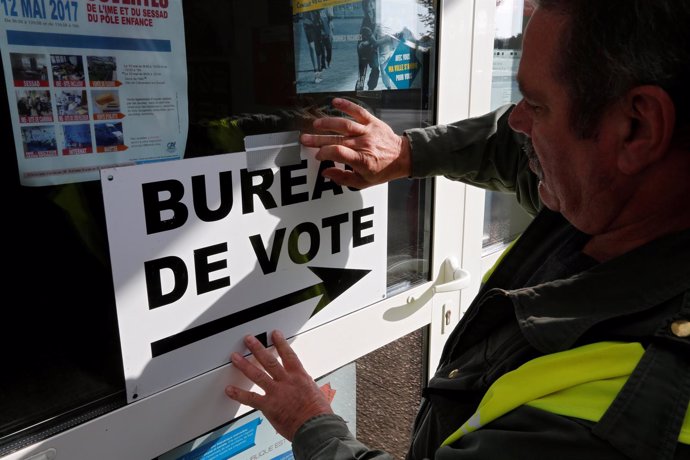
[404, 104, 541, 216]
[291, 414, 394, 460]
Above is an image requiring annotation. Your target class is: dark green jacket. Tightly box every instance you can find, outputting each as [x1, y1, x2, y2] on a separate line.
[292, 105, 690, 460]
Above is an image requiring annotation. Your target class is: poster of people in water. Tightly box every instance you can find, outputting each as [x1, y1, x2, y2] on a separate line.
[292, 0, 434, 94]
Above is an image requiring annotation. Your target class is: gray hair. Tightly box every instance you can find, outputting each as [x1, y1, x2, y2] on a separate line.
[531, 0, 690, 140]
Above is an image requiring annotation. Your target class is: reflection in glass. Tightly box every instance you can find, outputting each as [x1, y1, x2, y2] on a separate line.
[483, 0, 533, 254]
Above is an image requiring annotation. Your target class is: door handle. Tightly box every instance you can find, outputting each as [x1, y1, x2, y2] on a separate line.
[433, 256, 471, 293]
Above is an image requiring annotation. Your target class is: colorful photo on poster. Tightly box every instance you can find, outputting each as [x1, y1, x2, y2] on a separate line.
[62, 123, 94, 155]
[51, 54, 86, 87]
[21, 125, 58, 158]
[292, 0, 433, 94]
[95, 121, 125, 152]
[56, 89, 90, 122]
[16, 89, 54, 123]
[10, 53, 50, 87]
[92, 89, 122, 118]
[87, 55, 119, 85]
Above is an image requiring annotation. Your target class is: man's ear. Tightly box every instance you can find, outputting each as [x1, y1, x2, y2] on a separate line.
[618, 85, 676, 175]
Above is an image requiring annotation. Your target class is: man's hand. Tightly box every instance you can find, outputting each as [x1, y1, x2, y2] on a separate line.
[300, 97, 412, 189]
[225, 330, 333, 441]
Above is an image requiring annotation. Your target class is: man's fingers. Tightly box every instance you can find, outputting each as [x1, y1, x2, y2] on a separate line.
[331, 97, 374, 125]
[303, 117, 366, 141]
[271, 330, 306, 374]
[321, 168, 367, 189]
[243, 335, 288, 381]
[301, 133, 347, 148]
[314, 144, 361, 167]
[231, 352, 275, 391]
[225, 384, 265, 411]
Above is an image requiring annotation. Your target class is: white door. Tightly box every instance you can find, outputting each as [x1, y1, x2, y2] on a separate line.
[427, 0, 534, 375]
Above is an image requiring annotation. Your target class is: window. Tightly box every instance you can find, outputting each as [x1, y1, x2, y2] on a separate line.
[482, 0, 533, 256]
[0, 1, 439, 457]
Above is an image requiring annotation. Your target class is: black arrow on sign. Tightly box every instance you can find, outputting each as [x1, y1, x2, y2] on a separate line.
[150, 266, 370, 358]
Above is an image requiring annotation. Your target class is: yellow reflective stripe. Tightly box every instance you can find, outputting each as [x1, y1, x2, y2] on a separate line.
[526, 377, 627, 423]
[527, 378, 690, 445]
[442, 341, 690, 447]
[441, 342, 644, 447]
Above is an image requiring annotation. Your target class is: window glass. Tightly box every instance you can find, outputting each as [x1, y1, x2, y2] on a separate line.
[0, 0, 437, 455]
[482, 0, 533, 254]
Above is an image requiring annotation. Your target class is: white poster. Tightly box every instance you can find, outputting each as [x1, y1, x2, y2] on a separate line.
[0, 0, 188, 186]
[101, 132, 387, 402]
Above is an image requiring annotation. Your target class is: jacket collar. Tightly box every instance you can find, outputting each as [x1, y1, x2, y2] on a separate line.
[507, 213, 690, 353]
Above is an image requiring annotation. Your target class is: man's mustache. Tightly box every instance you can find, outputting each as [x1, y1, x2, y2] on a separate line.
[522, 139, 544, 181]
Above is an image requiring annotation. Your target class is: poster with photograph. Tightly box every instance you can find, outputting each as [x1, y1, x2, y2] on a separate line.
[292, 0, 434, 94]
[0, 0, 188, 186]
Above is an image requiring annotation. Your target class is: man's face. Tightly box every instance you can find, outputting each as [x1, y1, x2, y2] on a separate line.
[508, 8, 622, 235]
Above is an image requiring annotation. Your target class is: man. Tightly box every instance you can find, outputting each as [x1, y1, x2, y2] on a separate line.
[226, 1, 690, 459]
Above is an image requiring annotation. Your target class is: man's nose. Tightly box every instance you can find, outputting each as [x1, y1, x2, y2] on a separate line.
[508, 100, 531, 135]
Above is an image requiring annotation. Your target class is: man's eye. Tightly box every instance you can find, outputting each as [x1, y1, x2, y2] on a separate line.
[525, 101, 541, 112]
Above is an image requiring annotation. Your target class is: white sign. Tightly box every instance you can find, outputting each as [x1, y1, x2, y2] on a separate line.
[101, 132, 387, 402]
